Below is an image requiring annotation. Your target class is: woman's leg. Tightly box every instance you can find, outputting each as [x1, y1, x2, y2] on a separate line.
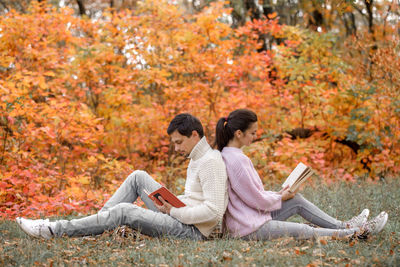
[271, 194, 345, 229]
[242, 220, 358, 241]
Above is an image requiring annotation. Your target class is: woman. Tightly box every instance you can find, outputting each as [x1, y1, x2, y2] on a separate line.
[216, 109, 388, 240]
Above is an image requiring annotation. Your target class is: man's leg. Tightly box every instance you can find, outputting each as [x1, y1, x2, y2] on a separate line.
[17, 170, 204, 240]
[54, 203, 204, 240]
[101, 170, 161, 212]
[270, 194, 345, 229]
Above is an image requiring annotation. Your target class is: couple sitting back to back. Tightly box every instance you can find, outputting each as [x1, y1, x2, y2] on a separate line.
[17, 110, 388, 241]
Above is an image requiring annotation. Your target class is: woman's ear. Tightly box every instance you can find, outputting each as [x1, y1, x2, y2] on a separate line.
[234, 129, 242, 139]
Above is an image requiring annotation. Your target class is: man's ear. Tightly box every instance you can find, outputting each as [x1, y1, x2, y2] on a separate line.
[191, 130, 199, 138]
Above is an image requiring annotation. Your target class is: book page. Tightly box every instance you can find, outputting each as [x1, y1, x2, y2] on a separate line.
[290, 168, 313, 192]
[282, 162, 308, 188]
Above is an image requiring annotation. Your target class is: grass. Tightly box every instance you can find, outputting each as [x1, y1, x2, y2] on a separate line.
[1, 178, 399, 266]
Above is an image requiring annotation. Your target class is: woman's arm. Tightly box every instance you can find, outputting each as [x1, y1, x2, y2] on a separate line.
[228, 162, 282, 212]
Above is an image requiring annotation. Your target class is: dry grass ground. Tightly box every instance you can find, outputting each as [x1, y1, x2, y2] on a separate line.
[1, 178, 399, 266]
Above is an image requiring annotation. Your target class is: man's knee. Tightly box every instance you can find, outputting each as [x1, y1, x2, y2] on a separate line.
[127, 170, 152, 184]
[129, 170, 149, 178]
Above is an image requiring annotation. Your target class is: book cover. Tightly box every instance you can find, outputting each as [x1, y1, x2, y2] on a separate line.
[145, 187, 186, 208]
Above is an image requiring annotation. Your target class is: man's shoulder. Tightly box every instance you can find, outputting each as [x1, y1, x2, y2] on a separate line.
[196, 149, 227, 179]
[206, 148, 223, 160]
[198, 148, 224, 165]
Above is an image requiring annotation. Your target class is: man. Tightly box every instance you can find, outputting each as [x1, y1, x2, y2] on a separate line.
[16, 113, 228, 240]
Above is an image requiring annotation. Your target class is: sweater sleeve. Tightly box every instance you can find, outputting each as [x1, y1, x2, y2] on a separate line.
[169, 158, 227, 225]
[228, 157, 282, 212]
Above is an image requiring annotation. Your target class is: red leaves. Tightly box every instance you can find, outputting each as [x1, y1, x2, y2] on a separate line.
[0, 0, 399, 219]
[0, 182, 9, 190]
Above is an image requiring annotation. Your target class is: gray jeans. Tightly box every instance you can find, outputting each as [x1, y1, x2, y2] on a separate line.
[243, 194, 359, 240]
[53, 170, 204, 240]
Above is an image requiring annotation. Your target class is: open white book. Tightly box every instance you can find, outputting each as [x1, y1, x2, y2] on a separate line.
[282, 162, 314, 192]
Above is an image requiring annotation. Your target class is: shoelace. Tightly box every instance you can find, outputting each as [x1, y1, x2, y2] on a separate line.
[364, 216, 381, 233]
[32, 221, 53, 237]
[350, 213, 386, 241]
[346, 214, 366, 228]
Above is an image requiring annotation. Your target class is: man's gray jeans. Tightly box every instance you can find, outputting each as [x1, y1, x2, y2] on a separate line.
[53, 170, 204, 240]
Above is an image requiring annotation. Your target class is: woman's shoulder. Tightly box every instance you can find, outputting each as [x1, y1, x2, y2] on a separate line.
[222, 147, 251, 167]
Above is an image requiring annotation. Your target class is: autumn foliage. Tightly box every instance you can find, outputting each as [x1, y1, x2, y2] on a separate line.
[1, 0, 399, 218]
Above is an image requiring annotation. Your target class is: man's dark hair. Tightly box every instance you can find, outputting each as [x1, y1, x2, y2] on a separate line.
[167, 113, 204, 138]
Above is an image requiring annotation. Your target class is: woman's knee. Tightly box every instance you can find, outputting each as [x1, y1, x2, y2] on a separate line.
[282, 193, 303, 206]
[294, 193, 305, 200]
[289, 193, 307, 206]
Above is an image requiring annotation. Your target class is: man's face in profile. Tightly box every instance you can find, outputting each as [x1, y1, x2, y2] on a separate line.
[170, 130, 200, 157]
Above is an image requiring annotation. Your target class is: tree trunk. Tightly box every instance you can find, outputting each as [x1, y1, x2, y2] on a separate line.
[364, 0, 374, 35]
[76, 0, 86, 16]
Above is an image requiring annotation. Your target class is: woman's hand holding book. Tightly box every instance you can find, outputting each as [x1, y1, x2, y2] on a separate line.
[279, 185, 296, 201]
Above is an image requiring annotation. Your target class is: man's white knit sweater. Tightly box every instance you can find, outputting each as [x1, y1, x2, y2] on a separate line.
[169, 137, 228, 237]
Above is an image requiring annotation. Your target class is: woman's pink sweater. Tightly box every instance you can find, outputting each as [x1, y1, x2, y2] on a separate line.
[221, 147, 282, 237]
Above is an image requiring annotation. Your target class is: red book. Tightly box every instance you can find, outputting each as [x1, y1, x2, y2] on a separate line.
[144, 187, 186, 208]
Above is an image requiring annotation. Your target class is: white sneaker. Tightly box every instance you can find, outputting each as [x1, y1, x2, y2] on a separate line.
[344, 209, 370, 229]
[362, 211, 388, 235]
[355, 211, 388, 239]
[16, 217, 55, 239]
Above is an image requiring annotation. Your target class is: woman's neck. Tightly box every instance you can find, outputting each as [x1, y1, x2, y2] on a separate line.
[226, 139, 242, 149]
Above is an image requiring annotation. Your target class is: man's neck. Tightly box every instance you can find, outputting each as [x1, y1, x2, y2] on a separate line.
[188, 137, 210, 160]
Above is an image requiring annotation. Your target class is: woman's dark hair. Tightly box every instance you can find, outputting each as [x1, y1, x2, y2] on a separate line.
[215, 109, 257, 151]
[167, 113, 204, 138]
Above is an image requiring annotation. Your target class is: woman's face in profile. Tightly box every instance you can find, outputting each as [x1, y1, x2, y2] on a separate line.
[240, 122, 258, 147]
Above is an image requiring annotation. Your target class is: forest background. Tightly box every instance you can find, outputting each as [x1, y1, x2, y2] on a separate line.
[0, 0, 399, 219]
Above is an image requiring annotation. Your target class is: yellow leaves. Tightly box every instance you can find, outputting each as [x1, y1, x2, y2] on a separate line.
[77, 175, 90, 185]
[44, 71, 55, 77]
[0, 56, 15, 68]
[87, 156, 98, 164]
[38, 76, 47, 90]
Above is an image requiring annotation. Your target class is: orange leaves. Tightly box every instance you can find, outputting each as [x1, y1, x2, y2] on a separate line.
[267, 12, 278, 20]
[0, 0, 399, 219]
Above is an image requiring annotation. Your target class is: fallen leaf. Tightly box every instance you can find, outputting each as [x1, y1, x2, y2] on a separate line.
[222, 251, 232, 261]
[312, 248, 325, 257]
